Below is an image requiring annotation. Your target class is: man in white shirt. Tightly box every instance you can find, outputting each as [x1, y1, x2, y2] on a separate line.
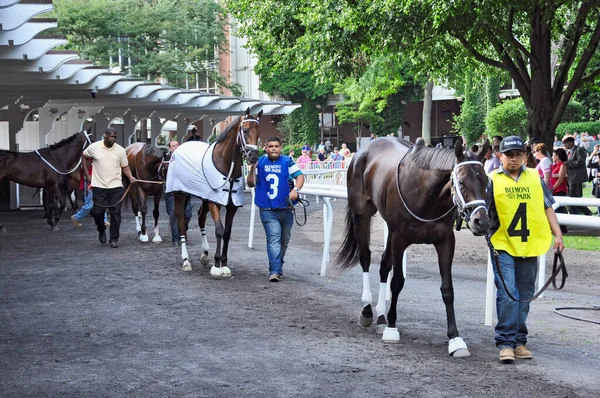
[83, 128, 137, 248]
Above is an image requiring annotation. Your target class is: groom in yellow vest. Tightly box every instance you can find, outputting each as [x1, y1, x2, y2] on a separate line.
[487, 135, 564, 363]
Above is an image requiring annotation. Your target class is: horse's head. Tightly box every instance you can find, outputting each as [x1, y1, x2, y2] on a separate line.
[238, 108, 263, 165]
[451, 140, 490, 236]
[159, 151, 170, 181]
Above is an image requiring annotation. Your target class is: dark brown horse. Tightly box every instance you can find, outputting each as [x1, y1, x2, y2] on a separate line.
[336, 137, 490, 357]
[124, 143, 169, 243]
[0, 131, 92, 231]
[167, 108, 262, 277]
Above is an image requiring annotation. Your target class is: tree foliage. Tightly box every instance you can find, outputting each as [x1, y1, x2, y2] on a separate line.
[53, 0, 234, 91]
[232, 0, 600, 150]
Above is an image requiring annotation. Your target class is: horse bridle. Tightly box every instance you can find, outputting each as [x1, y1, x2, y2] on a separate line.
[35, 130, 94, 175]
[237, 117, 259, 160]
[450, 160, 488, 226]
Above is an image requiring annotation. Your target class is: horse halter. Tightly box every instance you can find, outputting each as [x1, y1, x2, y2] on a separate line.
[450, 160, 488, 224]
[237, 117, 259, 159]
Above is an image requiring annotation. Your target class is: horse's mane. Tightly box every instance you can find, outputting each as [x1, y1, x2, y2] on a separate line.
[216, 115, 243, 144]
[48, 132, 80, 150]
[142, 144, 166, 159]
[410, 145, 456, 171]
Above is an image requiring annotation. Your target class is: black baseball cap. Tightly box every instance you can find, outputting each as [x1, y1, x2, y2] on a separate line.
[499, 136, 525, 153]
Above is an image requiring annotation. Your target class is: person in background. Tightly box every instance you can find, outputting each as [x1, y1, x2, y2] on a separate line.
[562, 136, 593, 215]
[317, 147, 326, 162]
[328, 147, 344, 168]
[487, 135, 564, 364]
[82, 127, 137, 248]
[288, 149, 295, 162]
[533, 143, 552, 186]
[246, 136, 305, 282]
[296, 146, 312, 169]
[485, 144, 502, 173]
[339, 143, 351, 158]
[164, 140, 193, 246]
[550, 148, 569, 234]
[588, 144, 600, 216]
[184, 126, 201, 142]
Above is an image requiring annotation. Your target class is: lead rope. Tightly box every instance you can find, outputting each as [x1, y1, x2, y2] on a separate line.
[485, 235, 567, 303]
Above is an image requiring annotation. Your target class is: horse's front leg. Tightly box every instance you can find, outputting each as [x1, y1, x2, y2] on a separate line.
[435, 234, 470, 358]
[219, 203, 239, 275]
[174, 192, 192, 272]
[382, 233, 407, 344]
[151, 192, 162, 243]
[208, 203, 228, 278]
[137, 188, 149, 242]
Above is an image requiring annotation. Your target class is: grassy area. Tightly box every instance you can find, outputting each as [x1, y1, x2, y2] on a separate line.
[562, 235, 600, 251]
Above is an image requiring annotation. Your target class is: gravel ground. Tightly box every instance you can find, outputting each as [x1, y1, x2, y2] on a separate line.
[1, 193, 599, 397]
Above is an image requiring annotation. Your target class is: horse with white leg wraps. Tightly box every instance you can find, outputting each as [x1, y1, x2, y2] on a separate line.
[166, 108, 262, 277]
[336, 137, 490, 357]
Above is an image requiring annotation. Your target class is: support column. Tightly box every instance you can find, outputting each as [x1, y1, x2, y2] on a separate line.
[150, 113, 161, 145]
[2, 104, 26, 210]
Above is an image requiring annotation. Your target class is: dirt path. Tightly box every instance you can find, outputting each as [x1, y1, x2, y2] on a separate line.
[1, 194, 599, 397]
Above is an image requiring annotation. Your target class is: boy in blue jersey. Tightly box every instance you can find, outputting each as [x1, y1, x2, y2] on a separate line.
[247, 136, 305, 282]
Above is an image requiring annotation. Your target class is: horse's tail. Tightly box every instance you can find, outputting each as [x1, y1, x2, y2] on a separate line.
[334, 208, 363, 270]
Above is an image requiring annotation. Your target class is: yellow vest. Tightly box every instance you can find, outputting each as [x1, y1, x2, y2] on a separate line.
[490, 168, 552, 257]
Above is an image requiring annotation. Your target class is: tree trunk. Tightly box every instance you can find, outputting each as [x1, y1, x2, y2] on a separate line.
[422, 81, 434, 144]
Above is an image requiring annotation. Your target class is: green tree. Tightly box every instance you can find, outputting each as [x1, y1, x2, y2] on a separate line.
[258, 1, 600, 151]
[53, 0, 234, 91]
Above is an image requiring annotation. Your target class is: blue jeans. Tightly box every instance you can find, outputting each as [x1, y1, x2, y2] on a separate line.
[259, 208, 293, 276]
[492, 250, 538, 349]
[165, 192, 193, 242]
[73, 183, 107, 223]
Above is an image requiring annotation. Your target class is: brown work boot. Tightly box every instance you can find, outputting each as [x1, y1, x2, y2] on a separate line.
[71, 215, 82, 227]
[499, 348, 515, 363]
[514, 345, 533, 359]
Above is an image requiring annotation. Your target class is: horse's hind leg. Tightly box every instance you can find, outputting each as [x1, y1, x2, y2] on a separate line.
[435, 235, 470, 357]
[137, 188, 150, 242]
[353, 211, 376, 327]
[382, 233, 408, 344]
[151, 192, 162, 243]
[174, 192, 192, 271]
[198, 200, 211, 267]
[375, 234, 393, 334]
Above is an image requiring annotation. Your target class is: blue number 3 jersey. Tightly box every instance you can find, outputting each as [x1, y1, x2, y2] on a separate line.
[254, 155, 302, 209]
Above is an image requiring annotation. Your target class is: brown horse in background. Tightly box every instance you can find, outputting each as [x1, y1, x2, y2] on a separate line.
[0, 131, 92, 231]
[124, 143, 169, 243]
[336, 137, 490, 357]
[167, 108, 262, 277]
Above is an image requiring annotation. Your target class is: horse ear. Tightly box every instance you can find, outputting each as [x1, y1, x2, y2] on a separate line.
[454, 138, 464, 160]
[245, 107, 251, 117]
[257, 110, 263, 120]
[478, 139, 491, 161]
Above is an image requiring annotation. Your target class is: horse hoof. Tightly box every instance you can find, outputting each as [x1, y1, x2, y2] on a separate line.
[448, 337, 470, 357]
[451, 348, 471, 358]
[358, 313, 373, 327]
[0, 228, 6, 233]
[382, 327, 400, 343]
[139, 234, 149, 243]
[152, 236, 162, 243]
[200, 254, 210, 267]
[210, 266, 223, 278]
[182, 260, 192, 272]
[221, 267, 232, 278]
[51, 226, 60, 232]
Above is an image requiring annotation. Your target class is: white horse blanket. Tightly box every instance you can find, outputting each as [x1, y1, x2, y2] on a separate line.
[165, 141, 244, 207]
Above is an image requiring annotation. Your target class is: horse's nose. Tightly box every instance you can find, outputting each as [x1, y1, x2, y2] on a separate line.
[470, 210, 491, 236]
